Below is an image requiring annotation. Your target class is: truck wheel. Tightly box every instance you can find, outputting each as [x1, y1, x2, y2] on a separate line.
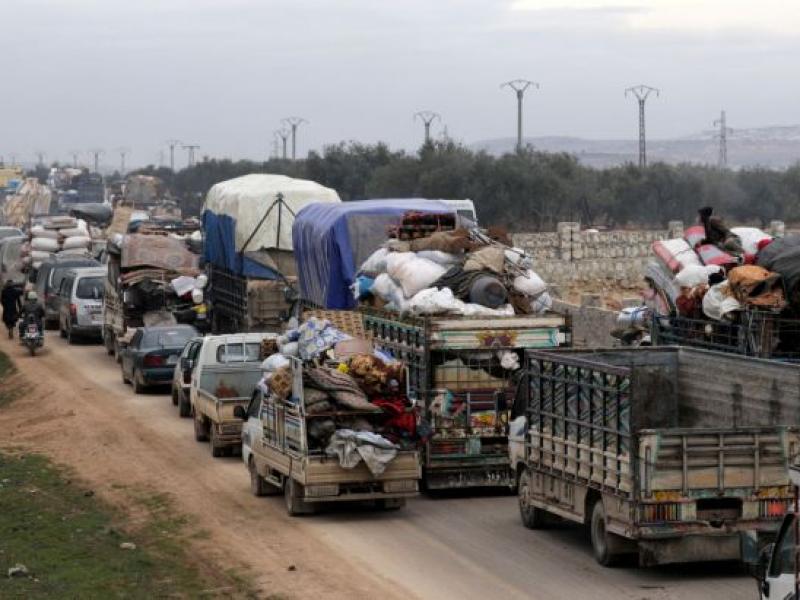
[105, 331, 114, 355]
[284, 478, 314, 516]
[66, 323, 75, 345]
[518, 469, 548, 529]
[193, 413, 208, 442]
[178, 392, 191, 418]
[209, 425, 224, 457]
[590, 500, 623, 567]
[121, 367, 130, 385]
[171, 387, 179, 406]
[249, 459, 268, 497]
[59, 325, 66, 339]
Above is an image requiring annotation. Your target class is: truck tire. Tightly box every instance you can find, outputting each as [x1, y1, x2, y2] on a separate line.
[171, 386, 179, 406]
[193, 413, 208, 442]
[590, 500, 623, 567]
[209, 426, 225, 457]
[249, 459, 268, 497]
[105, 330, 114, 356]
[518, 469, 549, 529]
[284, 478, 314, 516]
[178, 391, 191, 418]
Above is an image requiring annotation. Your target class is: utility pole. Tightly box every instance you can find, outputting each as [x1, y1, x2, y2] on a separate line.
[35, 151, 46, 167]
[9, 153, 17, 167]
[88, 148, 103, 173]
[116, 147, 130, 175]
[282, 117, 307, 160]
[182, 144, 200, 168]
[714, 110, 733, 169]
[69, 150, 80, 168]
[165, 139, 181, 172]
[501, 79, 540, 152]
[275, 129, 290, 160]
[414, 111, 441, 144]
[625, 84, 660, 168]
[271, 133, 280, 160]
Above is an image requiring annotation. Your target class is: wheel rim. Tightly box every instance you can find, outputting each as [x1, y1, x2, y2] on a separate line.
[592, 505, 608, 557]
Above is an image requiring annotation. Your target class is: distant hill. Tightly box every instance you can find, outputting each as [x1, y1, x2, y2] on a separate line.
[472, 125, 800, 169]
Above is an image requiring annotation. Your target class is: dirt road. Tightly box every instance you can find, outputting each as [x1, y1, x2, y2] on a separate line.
[0, 332, 755, 600]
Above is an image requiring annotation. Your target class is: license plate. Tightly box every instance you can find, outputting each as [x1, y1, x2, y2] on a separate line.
[27, 325, 37, 334]
[167, 355, 178, 365]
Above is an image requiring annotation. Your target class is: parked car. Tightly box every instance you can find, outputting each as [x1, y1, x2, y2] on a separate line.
[0, 227, 23, 241]
[0, 236, 25, 288]
[171, 336, 203, 417]
[56, 267, 107, 343]
[120, 325, 199, 393]
[35, 256, 100, 328]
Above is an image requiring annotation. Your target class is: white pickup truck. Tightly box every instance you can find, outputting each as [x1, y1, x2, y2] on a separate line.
[189, 333, 276, 457]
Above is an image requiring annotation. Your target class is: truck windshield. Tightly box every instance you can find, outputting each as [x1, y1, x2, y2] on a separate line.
[769, 513, 797, 577]
[76, 277, 104, 300]
[217, 343, 261, 363]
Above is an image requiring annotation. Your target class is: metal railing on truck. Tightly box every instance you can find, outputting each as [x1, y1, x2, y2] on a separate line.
[652, 310, 800, 361]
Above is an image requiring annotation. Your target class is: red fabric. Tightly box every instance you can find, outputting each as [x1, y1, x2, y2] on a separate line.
[757, 238, 773, 252]
[371, 396, 416, 436]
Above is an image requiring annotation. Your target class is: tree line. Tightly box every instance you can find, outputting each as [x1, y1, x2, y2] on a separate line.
[129, 141, 800, 231]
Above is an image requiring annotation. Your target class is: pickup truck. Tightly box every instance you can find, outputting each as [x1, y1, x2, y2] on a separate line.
[190, 333, 276, 457]
[236, 358, 421, 516]
[511, 346, 800, 567]
[363, 308, 570, 490]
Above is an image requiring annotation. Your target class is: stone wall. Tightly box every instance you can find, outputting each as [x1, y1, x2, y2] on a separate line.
[512, 221, 686, 288]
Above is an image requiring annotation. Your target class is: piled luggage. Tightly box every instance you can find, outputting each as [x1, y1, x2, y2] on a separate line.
[22, 216, 92, 271]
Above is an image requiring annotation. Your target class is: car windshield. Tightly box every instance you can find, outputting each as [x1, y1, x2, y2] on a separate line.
[76, 276, 103, 300]
[142, 328, 195, 348]
[216, 343, 261, 363]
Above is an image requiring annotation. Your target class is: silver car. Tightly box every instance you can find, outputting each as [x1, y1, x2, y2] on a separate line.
[56, 266, 107, 343]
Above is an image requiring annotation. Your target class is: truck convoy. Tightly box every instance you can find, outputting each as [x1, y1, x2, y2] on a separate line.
[512, 346, 800, 567]
[202, 174, 340, 333]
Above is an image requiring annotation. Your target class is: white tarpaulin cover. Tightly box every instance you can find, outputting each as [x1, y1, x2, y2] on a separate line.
[203, 174, 340, 252]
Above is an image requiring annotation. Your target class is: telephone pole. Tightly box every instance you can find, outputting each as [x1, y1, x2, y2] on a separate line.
[88, 148, 103, 173]
[625, 85, 660, 168]
[182, 144, 200, 168]
[414, 111, 441, 144]
[501, 79, 539, 152]
[275, 129, 290, 160]
[714, 110, 733, 169]
[116, 147, 130, 175]
[165, 139, 181, 172]
[282, 117, 307, 160]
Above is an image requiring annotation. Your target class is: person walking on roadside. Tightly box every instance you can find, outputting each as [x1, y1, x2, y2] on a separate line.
[1, 281, 23, 339]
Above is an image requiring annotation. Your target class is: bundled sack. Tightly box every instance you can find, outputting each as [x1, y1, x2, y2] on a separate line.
[61, 235, 92, 250]
[463, 246, 505, 273]
[652, 239, 702, 273]
[31, 250, 52, 262]
[674, 264, 722, 288]
[359, 247, 390, 274]
[303, 366, 381, 412]
[730, 227, 772, 256]
[513, 269, 547, 298]
[408, 229, 474, 253]
[386, 252, 447, 298]
[371, 273, 408, 310]
[726, 265, 785, 309]
[702, 282, 742, 321]
[30, 226, 58, 240]
[31, 237, 59, 252]
[697, 244, 738, 267]
[59, 247, 89, 257]
[684, 225, 706, 248]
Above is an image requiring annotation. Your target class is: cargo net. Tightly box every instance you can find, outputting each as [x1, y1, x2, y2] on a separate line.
[526, 355, 632, 493]
[654, 311, 800, 361]
[428, 349, 519, 435]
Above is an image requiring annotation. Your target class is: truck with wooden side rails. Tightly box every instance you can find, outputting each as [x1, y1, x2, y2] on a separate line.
[511, 346, 800, 567]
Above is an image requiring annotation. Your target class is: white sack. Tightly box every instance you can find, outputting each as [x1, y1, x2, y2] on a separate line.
[31, 237, 59, 252]
[32, 260, 42, 270]
[30, 226, 58, 240]
[371, 273, 407, 308]
[58, 247, 89, 256]
[171, 276, 197, 297]
[61, 235, 92, 250]
[530, 292, 553, 314]
[386, 252, 447, 298]
[58, 224, 89, 238]
[262, 354, 290, 372]
[513, 269, 547, 298]
[674, 265, 721, 288]
[359, 247, 390, 274]
[280, 341, 299, 357]
[702, 282, 741, 321]
[730, 227, 772, 255]
[415, 250, 462, 266]
[31, 250, 52, 261]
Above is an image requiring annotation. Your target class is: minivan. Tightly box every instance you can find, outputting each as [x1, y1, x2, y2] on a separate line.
[57, 267, 107, 343]
[36, 256, 100, 327]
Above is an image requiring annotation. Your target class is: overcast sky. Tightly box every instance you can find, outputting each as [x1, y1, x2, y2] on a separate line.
[3, 0, 799, 169]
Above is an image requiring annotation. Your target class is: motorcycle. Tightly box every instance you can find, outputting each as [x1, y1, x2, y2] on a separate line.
[20, 315, 44, 356]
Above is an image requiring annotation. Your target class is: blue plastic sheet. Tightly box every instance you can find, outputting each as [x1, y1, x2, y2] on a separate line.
[292, 199, 451, 309]
[202, 210, 280, 279]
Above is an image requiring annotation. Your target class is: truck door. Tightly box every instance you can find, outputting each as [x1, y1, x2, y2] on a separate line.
[765, 512, 797, 599]
[241, 391, 263, 464]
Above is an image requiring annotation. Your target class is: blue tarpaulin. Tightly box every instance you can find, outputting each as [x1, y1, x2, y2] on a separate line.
[202, 210, 280, 279]
[292, 199, 452, 309]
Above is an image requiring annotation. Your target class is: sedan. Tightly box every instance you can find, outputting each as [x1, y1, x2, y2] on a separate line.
[120, 325, 199, 393]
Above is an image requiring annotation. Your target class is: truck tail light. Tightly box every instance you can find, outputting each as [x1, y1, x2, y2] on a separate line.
[639, 503, 681, 523]
[759, 499, 791, 518]
[143, 354, 165, 367]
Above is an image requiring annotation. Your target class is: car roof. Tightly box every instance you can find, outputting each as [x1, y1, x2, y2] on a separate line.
[0, 236, 25, 246]
[141, 325, 198, 333]
[63, 267, 107, 277]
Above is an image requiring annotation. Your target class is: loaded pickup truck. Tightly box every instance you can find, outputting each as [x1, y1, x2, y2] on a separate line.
[190, 333, 276, 456]
[236, 358, 421, 516]
[511, 346, 800, 567]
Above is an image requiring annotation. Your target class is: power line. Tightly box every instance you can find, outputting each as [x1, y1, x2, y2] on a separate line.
[116, 147, 130, 175]
[414, 111, 441, 144]
[164, 139, 182, 172]
[275, 129, 290, 160]
[182, 144, 200, 168]
[88, 148, 104, 174]
[282, 117, 307, 160]
[714, 110, 733, 169]
[625, 84, 660, 168]
[501, 79, 539, 152]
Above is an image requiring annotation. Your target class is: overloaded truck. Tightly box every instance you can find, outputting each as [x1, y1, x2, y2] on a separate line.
[201, 174, 340, 333]
[236, 357, 421, 515]
[511, 346, 800, 567]
[103, 233, 204, 357]
[189, 332, 276, 457]
[292, 199, 570, 490]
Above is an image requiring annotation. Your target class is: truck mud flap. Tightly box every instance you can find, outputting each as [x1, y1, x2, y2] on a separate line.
[638, 534, 741, 567]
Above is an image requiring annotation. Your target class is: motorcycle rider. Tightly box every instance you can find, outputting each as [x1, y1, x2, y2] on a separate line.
[18, 290, 45, 340]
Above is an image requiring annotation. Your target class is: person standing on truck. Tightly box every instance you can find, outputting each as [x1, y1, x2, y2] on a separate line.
[1, 281, 23, 339]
